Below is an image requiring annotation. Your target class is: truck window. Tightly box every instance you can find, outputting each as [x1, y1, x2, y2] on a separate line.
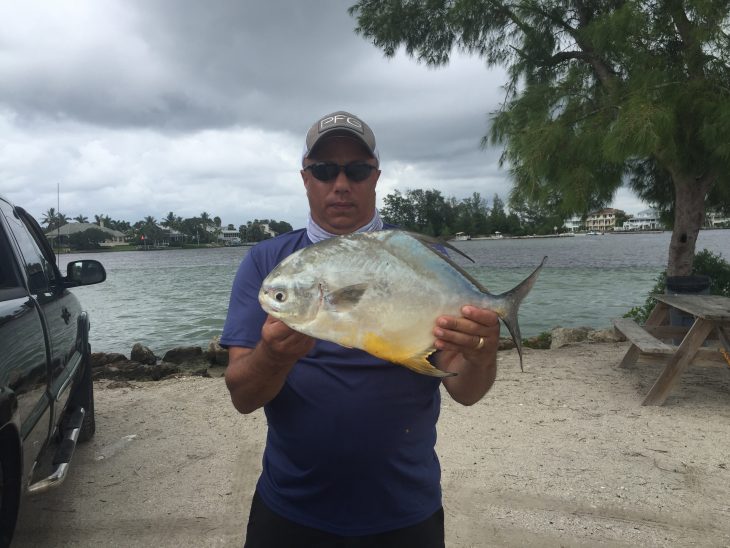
[0, 225, 22, 291]
[0, 201, 55, 293]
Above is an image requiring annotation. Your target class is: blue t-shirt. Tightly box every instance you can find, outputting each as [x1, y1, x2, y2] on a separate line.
[220, 228, 443, 536]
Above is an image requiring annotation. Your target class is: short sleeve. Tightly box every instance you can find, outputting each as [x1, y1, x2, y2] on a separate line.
[220, 229, 309, 349]
[220, 246, 268, 349]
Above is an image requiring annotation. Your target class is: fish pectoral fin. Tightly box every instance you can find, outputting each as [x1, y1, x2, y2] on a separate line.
[400, 349, 456, 378]
[326, 283, 368, 311]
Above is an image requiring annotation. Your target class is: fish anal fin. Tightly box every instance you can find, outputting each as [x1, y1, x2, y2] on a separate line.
[361, 332, 455, 378]
[326, 283, 368, 311]
[400, 350, 456, 378]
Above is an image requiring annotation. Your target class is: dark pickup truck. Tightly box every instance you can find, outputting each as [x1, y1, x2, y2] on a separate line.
[0, 196, 106, 545]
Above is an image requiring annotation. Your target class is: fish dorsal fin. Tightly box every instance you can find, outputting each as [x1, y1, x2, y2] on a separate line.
[325, 283, 368, 311]
[404, 231, 475, 263]
[400, 349, 456, 378]
[403, 231, 491, 295]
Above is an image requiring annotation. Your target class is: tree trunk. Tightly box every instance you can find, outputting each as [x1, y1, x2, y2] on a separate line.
[667, 174, 711, 276]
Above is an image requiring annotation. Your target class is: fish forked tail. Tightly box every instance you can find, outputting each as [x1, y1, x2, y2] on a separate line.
[494, 256, 547, 371]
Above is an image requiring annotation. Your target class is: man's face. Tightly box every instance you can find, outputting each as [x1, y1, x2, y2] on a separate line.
[301, 137, 380, 235]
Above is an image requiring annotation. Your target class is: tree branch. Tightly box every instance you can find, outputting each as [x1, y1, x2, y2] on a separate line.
[665, 0, 706, 80]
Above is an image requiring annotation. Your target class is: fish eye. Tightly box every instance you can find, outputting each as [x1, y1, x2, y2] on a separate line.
[274, 290, 286, 302]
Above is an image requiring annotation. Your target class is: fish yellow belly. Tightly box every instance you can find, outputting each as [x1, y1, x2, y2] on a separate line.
[361, 331, 451, 378]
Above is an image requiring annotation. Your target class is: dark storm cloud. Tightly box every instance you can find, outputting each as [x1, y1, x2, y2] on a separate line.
[0, 1, 646, 226]
[2, 0, 506, 139]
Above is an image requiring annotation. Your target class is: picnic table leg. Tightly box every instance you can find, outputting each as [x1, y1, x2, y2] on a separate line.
[645, 301, 670, 328]
[619, 302, 670, 369]
[618, 345, 640, 368]
[642, 319, 716, 406]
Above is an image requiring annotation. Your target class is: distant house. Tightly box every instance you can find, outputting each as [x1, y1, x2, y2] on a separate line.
[622, 209, 664, 231]
[259, 223, 277, 238]
[46, 222, 126, 247]
[219, 227, 242, 245]
[585, 208, 624, 232]
[705, 210, 729, 228]
[157, 224, 185, 244]
[563, 215, 584, 232]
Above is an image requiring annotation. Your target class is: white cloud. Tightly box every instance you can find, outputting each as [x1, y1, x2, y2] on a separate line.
[0, 0, 648, 229]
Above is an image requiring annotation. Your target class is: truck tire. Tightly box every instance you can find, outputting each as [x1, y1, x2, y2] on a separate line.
[72, 343, 95, 443]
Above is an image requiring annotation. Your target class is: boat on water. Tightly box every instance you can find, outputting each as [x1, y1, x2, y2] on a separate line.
[586, 231, 603, 235]
[453, 232, 471, 241]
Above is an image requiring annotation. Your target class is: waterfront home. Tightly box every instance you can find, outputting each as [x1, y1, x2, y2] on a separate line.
[585, 208, 624, 232]
[705, 210, 729, 228]
[563, 215, 583, 232]
[46, 222, 126, 247]
[621, 209, 664, 231]
[157, 224, 185, 244]
[219, 227, 241, 244]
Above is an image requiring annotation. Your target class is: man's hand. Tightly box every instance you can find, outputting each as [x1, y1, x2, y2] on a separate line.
[432, 306, 500, 405]
[433, 305, 500, 358]
[260, 315, 316, 365]
[225, 316, 315, 414]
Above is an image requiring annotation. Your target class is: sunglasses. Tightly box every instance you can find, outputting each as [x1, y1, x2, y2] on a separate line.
[304, 162, 377, 183]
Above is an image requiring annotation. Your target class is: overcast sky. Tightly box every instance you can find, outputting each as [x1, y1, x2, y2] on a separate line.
[0, 0, 646, 230]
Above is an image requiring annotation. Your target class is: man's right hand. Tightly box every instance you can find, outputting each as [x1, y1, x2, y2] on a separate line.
[225, 316, 315, 414]
[259, 315, 316, 363]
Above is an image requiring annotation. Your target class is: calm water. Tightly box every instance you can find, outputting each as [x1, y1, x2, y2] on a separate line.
[59, 231, 730, 356]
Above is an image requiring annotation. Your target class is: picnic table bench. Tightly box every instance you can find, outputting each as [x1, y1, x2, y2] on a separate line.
[613, 294, 730, 405]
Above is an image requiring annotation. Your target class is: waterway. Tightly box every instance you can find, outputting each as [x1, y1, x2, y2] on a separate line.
[59, 230, 730, 356]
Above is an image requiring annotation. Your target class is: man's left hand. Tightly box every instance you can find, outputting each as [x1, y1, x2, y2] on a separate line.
[433, 305, 500, 359]
[432, 306, 500, 405]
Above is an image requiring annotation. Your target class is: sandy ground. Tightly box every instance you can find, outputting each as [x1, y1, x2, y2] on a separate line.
[12, 342, 730, 547]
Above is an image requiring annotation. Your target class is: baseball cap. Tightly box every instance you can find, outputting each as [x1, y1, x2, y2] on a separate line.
[302, 111, 379, 163]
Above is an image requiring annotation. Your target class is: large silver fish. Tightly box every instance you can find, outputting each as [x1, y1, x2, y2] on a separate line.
[259, 230, 545, 377]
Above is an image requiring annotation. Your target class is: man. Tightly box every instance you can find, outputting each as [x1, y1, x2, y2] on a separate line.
[221, 111, 500, 547]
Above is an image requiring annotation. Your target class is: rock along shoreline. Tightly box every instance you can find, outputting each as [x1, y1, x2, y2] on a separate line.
[91, 327, 626, 383]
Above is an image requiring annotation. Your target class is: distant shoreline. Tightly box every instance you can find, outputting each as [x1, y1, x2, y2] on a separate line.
[454, 227, 728, 242]
[54, 243, 256, 254]
[456, 231, 666, 241]
[55, 226, 728, 252]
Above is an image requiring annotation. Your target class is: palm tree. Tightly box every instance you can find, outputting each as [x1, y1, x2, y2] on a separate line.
[57, 213, 69, 227]
[112, 219, 131, 232]
[94, 213, 111, 226]
[41, 208, 58, 229]
[162, 211, 177, 228]
[73, 214, 89, 223]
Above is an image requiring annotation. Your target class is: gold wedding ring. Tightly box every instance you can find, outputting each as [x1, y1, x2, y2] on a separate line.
[475, 336, 485, 350]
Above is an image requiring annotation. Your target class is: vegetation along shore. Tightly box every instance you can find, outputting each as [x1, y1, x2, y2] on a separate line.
[40, 188, 728, 253]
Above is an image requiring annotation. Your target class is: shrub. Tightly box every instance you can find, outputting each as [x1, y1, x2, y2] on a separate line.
[625, 249, 730, 324]
[68, 228, 110, 250]
[523, 331, 552, 349]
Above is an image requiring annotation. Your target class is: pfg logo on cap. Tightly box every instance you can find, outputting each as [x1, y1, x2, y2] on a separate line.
[319, 114, 364, 134]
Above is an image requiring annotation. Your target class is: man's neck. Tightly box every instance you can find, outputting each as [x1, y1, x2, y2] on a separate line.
[306, 210, 383, 243]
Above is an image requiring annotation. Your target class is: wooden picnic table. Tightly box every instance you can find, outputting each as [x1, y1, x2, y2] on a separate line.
[613, 294, 730, 406]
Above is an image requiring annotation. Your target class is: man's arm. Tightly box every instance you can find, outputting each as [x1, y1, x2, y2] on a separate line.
[432, 306, 500, 406]
[224, 316, 315, 414]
